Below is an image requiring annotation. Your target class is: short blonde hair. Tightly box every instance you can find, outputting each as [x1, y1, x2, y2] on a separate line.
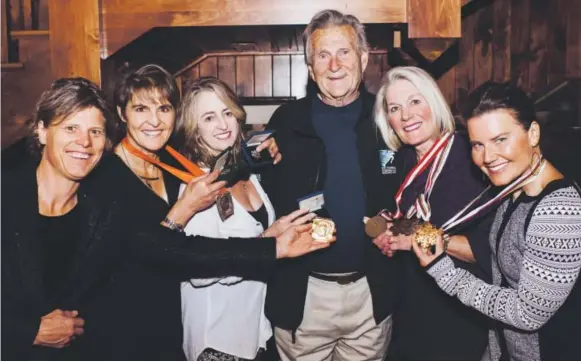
[175, 77, 246, 167]
[374, 66, 455, 150]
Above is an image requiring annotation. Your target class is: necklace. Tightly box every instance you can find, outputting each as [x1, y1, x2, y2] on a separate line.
[121, 144, 160, 189]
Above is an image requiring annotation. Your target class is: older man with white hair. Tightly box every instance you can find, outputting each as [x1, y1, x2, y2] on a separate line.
[261, 9, 401, 360]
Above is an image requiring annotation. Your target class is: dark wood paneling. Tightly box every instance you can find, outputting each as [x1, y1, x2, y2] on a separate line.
[565, 0, 581, 77]
[381, 53, 390, 79]
[48, 0, 101, 83]
[290, 54, 307, 98]
[528, 0, 549, 95]
[491, 0, 510, 82]
[473, 5, 493, 89]
[9, 0, 22, 29]
[510, 0, 530, 92]
[546, 0, 567, 86]
[364, 53, 383, 94]
[455, 6, 476, 108]
[21, 0, 30, 29]
[254, 55, 272, 97]
[236, 55, 254, 97]
[272, 54, 290, 97]
[437, 67, 456, 107]
[218, 56, 236, 92]
[2, 0, 9, 62]
[199, 56, 218, 77]
[407, 0, 461, 38]
[38, 0, 48, 29]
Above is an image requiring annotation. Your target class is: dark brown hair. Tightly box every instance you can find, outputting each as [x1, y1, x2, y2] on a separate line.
[463, 81, 536, 130]
[27, 77, 115, 156]
[113, 64, 180, 138]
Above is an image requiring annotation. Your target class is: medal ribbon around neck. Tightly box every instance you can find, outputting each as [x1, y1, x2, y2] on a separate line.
[407, 133, 455, 221]
[122, 137, 213, 184]
[379, 132, 454, 221]
[441, 155, 547, 232]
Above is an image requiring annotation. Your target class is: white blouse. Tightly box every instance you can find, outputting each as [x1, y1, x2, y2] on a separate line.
[180, 174, 274, 360]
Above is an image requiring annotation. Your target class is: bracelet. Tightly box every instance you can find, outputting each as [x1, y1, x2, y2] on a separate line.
[163, 217, 185, 232]
[442, 233, 451, 252]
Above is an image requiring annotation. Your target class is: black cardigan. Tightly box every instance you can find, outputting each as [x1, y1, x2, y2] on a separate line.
[261, 91, 403, 331]
[1, 156, 277, 360]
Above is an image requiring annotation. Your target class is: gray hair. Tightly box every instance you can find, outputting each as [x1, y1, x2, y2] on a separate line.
[303, 9, 369, 65]
[374, 66, 456, 150]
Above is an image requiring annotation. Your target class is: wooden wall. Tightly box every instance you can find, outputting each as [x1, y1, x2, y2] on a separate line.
[438, 0, 581, 116]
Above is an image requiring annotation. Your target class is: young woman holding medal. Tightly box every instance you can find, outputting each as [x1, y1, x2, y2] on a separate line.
[412, 82, 581, 360]
[371, 66, 494, 360]
[174, 77, 319, 361]
[76, 65, 331, 360]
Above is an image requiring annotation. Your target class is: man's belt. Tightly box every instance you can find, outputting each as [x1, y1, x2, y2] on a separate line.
[309, 271, 365, 285]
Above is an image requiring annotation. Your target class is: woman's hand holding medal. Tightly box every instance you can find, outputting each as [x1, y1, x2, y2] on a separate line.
[411, 231, 444, 267]
[262, 208, 316, 238]
[275, 223, 336, 259]
[168, 169, 227, 226]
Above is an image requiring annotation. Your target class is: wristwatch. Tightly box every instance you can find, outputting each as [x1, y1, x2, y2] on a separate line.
[163, 217, 185, 232]
[442, 233, 452, 252]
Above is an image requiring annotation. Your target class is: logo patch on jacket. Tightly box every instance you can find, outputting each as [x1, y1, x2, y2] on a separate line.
[378, 149, 396, 175]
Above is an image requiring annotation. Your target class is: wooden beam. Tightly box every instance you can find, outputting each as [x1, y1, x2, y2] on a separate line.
[48, 0, 101, 84]
[100, 0, 407, 58]
[407, 0, 461, 38]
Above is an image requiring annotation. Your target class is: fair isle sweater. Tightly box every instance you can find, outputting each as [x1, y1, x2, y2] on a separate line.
[426, 179, 581, 360]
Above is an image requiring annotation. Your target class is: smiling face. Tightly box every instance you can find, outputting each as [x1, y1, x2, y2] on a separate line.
[38, 107, 106, 181]
[308, 25, 368, 105]
[119, 89, 175, 154]
[194, 91, 240, 156]
[385, 79, 438, 153]
[468, 109, 539, 186]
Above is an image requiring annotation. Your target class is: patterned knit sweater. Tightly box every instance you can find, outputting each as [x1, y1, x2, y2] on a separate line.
[426, 179, 581, 360]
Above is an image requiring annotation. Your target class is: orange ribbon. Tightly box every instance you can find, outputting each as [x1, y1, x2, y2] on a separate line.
[122, 137, 205, 183]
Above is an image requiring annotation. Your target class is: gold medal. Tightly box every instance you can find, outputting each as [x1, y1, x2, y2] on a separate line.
[311, 217, 335, 243]
[414, 222, 442, 250]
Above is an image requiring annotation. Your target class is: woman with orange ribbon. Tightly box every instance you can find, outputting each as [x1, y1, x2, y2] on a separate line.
[371, 66, 494, 360]
[413, 82, 581, 360]
[77, 65, 331, 360]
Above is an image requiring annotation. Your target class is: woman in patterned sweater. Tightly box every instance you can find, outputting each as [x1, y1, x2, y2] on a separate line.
[413, 82, 581, 360]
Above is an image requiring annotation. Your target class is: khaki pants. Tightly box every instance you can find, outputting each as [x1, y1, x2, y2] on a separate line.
[275, 276, 392, 361]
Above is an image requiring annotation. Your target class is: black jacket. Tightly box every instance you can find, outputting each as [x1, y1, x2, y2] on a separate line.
[74, 154, 276, 360]
[1, 157, 277, 360]
[1, 162, 119, 361]
[261, 91, 402, 330]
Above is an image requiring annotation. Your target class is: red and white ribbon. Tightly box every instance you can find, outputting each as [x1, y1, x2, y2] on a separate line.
[380, 132, 454, 221]
[441, 156, 547, 232]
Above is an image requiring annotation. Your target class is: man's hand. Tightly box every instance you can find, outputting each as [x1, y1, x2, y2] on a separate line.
[33, 309, 85, 348]
[167, 170, 227, 225]
[255, 138, 282, 165]
[275, 224, 335, 259]
[262, 208, 316, 238]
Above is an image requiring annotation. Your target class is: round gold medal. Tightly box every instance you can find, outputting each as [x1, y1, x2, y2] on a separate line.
[414, 222, 442, 250]
[311, 217, 335, 243]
